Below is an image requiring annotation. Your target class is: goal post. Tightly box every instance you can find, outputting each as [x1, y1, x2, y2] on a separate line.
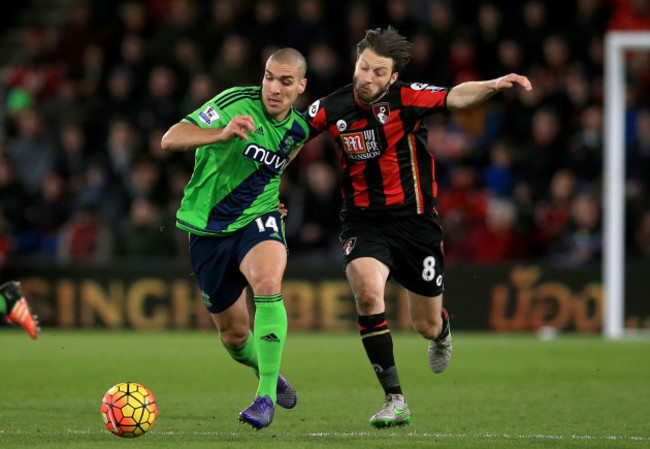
[603, 31, 650, 339]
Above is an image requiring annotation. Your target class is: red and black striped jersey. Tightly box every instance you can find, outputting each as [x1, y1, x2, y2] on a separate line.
[305, 80, 449, 218]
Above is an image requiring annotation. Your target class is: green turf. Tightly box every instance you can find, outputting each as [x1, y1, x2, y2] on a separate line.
[1, 329, 649, 448]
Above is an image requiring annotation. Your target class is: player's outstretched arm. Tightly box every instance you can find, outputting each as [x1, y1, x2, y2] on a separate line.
[161, 115, 255, 151]
[446, 73, 532, 110]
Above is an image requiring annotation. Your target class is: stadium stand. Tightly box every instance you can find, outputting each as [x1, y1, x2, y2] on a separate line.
[1, 0, 649, 266]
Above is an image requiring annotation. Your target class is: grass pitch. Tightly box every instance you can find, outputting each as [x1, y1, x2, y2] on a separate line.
[1, 329, 649, 448]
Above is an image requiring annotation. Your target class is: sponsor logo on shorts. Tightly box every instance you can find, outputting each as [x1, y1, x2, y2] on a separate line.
[201, 291, 212, 308]
[343, 237, 357, 255]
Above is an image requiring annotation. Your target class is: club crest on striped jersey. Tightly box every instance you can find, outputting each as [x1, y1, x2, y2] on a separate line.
[340, 129, 381, 161]
[372, 102, 390, 125]
[343, 237, 357, 255]
[280, 135, 296, 154]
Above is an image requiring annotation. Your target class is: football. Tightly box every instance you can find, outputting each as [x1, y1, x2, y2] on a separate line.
[100, 382, 157, 438]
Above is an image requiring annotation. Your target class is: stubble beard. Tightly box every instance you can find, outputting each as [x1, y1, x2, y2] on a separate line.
[353, 76, 392, 105]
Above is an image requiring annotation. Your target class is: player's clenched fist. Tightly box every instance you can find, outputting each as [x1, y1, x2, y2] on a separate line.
[224, 115, 255, 141]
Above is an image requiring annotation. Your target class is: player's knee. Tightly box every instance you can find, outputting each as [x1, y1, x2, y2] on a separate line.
[354, 288, 382, 314]
[220, 327, 250, 347]
[249, 273, 282, 296]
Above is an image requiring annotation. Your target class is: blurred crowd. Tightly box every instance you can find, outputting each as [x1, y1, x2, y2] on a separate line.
[1, 0, 650, 266]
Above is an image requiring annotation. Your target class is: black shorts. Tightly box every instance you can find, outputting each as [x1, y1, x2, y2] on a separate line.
[340, 213, 445, 297]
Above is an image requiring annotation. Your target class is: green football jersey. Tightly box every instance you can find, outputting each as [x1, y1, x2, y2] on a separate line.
[176, 86, 309, 236]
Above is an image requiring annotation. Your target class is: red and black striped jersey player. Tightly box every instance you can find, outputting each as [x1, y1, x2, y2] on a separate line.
[304, 26, 532, 428]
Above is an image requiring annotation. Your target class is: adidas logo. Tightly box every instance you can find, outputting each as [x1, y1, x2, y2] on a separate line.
[253, 126, 264, 136]
[260, 333, 280, 343]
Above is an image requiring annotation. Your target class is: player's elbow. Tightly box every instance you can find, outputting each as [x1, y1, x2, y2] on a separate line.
[446, 100, 465, 111]
[160, 127, 181, 152]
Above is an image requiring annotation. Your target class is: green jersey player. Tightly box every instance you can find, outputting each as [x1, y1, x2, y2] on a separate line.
[161, 48, 309, 429]
[175, 85, 306, 236]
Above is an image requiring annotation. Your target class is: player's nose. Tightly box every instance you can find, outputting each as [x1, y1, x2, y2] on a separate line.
[270, 80, 282, 94]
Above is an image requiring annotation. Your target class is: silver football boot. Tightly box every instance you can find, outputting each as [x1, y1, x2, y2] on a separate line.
[369, 393, 411, 428]
[428, 329, 452, 373]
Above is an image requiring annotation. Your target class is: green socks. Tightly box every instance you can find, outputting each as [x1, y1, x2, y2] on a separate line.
[253, 294, 287, 403]
[222, 330, 259, 376]
[220, 294, 287, 403]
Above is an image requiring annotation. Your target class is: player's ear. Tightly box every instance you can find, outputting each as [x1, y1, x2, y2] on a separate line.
[389, 72, 399, 86]
[298, 77, 307, 94]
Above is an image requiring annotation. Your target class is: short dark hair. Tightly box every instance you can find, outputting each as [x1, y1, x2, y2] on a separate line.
[356, 26, 413, 74]
[267, 47, 307, 79]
